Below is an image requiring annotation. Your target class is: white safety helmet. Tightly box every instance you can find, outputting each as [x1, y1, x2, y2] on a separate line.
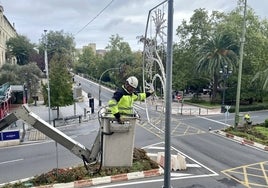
[126, 76, 138, 89]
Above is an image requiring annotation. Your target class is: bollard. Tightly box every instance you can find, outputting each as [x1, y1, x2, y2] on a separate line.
[89, 98, 94, 114]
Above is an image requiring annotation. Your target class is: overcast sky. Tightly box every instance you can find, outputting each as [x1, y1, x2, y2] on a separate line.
[1, 0, 267, 51]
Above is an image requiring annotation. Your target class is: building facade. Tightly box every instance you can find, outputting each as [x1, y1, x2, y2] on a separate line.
[0, 5, 17, 67]
[75, 43, 106, 59]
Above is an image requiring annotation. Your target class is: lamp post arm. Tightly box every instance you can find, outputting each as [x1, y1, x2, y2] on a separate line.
[98, 67, 120, 106]
[44, 30, 51, 124]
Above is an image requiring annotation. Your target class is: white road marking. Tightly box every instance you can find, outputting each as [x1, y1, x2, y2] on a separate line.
[142, 141, 219, 177]
[93, 174, 219, 188]
[186, 164, 201, 168]
[171, 172, 192, 177]
[146, 146, 165, 150]
[197, 116, 231, 127]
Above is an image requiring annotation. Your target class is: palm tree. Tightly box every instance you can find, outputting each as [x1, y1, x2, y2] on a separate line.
[196, 34, 239, 102]
[252, 68, 268, 96]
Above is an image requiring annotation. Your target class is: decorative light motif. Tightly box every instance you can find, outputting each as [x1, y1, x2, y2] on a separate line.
[138, 1, 168, 126]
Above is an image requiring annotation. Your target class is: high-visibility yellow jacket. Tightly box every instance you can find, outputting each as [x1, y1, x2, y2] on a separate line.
[108, 85, 150, 119]
[244, 113, 250, 120]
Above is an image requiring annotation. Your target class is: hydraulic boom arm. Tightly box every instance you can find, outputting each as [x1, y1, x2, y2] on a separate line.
[0, 105, 101, 164]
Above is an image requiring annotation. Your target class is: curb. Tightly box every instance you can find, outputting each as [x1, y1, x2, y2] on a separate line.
[30, 168, 164, 188]
[213, 130, 268, 151]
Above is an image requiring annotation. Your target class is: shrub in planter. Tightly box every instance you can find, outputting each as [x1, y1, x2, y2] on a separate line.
[264, 119, 268, 128]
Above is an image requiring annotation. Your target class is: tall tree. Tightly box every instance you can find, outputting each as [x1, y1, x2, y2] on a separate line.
[174, 2, 268, 104]
[49, 53, 73, 118]
[174, 9, 224, 93]
[196, 34, 238, 102]
[101, 34, 135, 86]
[216, 3, 268, 102]
[39, 30, 75, 69]
[75, 46, 97, 76]
[252, 68, 268, 91]
[6, 35, 35, 65]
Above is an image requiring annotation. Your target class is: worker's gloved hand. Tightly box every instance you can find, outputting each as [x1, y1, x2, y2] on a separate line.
[145, 82, 155, 94]
[114, 112, 123, 124]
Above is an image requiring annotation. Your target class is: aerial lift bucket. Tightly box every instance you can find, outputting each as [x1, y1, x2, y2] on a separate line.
[100, 111, 137, 167]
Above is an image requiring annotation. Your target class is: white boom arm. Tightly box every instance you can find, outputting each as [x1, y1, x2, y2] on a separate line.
[0, 105, 101, 164]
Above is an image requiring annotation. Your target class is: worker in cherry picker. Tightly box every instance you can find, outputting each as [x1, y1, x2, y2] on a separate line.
[108, 76, 154, 124]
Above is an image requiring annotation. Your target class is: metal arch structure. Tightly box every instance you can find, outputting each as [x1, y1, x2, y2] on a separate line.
[139, 0, 168, 125]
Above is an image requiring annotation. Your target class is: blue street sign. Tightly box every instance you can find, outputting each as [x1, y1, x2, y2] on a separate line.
[0, 132, 2, 141]
[2, 131, 20, 140]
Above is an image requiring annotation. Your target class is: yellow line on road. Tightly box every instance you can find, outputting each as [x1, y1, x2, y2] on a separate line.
[221, 161, 268, 188]
[260, 161, 268, 185]
[243, 166, 249, 187]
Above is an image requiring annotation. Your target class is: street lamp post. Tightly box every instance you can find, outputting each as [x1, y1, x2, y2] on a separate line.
[234, 0, 247, 128]
[98, 67, 120, 106]
[44, 30, 58, 175]
[219, 64, 232, 113]
[44, 30, 51, 124]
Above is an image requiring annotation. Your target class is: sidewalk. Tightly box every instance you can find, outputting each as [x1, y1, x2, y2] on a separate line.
[171, 103, 221, 115]
[29, 90, 95, 123]
[152, 99, 221, 116]
[4, 90, 98, 143]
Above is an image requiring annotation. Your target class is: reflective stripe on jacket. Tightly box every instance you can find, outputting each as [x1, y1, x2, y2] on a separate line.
[108, 85, 147, 116]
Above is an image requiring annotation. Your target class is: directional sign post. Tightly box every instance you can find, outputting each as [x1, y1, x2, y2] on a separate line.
[224, 105, 231, 124]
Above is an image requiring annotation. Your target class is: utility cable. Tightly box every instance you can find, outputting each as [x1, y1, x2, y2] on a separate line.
[75, 0, 114, 35]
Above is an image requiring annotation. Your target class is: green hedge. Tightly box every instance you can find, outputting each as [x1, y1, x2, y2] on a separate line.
[228, 103, 268, 113]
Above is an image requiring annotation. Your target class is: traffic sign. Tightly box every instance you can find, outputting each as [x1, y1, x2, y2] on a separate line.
[2, 130, 20, 140]
[225, 105, 231, 111]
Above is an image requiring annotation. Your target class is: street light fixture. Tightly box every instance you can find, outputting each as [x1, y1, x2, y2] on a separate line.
[44, 30, 59, 175]
[98, 67, 120, 106]
[219, 64, 232, 113]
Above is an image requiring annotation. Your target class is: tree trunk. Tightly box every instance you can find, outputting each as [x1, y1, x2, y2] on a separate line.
[211, 74, 218, 102]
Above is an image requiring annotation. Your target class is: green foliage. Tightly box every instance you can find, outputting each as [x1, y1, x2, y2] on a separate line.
[225, 125, 268, 145]
[6, 35, 34, 65]
[218, 5, 268, 100]
[0, 70, 18, 85]
[1, 182, 29, 188]
[49, 53, 73, 108]
[173, 45, 195, 91]
[174, 3, 268, 104]
[30, 167, 87, 185]
[0, 63, 42, 98]
[74, 46, 98, 77]
[73, 34, 143, 90]
[2, 148, 159, 187]
[39, 30, 75, 68]
[252, 68, 268, 91]
[196, 33, 239, 103]
[228, 103, 268, 113]
[101, 34, 136, 86]
[264, 119, 268, 128]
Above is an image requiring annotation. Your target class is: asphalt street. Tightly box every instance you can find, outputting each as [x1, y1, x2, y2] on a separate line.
[1, 76, 268, 188]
